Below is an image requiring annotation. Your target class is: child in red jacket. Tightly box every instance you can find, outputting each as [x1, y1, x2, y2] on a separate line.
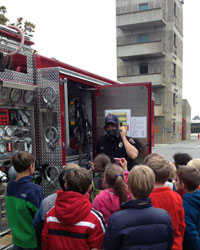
[42, 168, 105, 250]
[147, 155, 185, 250]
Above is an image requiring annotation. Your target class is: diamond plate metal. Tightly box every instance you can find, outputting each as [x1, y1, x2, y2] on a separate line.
[35, 68, 63, 196]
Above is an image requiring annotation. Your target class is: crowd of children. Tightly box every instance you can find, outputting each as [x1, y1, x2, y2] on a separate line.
[5, 150, 200, 250]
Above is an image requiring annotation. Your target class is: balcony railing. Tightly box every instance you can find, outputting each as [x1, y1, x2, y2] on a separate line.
[117, 73, 166, 87]
[117, 8, 166, 30]
[117, 40, 166, 59]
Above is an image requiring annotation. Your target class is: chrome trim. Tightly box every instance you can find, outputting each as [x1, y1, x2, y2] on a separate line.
[59, 67, 112, 86]
[0, 81, 37, 91]
[63, 78, 70, 147]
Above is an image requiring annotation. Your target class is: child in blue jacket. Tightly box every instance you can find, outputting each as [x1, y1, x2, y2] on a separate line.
[177, 166, 200, 250]
[103, 165, 174, 250]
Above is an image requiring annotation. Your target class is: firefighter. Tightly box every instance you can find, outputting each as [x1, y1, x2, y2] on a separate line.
[96, 114, 138, 170]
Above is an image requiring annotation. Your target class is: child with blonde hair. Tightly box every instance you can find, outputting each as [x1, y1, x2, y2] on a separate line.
[92, 163, 127, 225]
[103, 165, 173, 250]
[187, 158, 200, 172]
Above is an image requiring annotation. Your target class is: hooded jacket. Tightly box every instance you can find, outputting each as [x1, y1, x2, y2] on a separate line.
[6, 176, 44, 249]
[92, 189, 121, 225]
[103, 198, 174, 250]
[182, 190, 200, 250]
[150, 187, 185, 250]
[42, 190, 105, 250]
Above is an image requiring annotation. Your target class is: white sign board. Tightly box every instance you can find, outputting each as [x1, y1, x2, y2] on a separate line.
[130, 116, 147, 138]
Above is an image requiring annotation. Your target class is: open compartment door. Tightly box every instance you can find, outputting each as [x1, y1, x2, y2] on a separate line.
[95, 83, 152, 166]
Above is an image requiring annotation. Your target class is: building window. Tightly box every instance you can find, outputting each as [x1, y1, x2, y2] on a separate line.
[139, 63, 148, 74]
[174, 33, 177, 47]
[173, 93, 176, 106]
[173, 63, 176, 77]
[139, 34, 148, 43]
[172, 122, 176, 133]
[174, 2, 177, 17]
[139, 3, 148, 11]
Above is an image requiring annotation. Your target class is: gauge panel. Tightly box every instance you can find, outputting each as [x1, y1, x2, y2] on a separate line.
[0, 144, 6, 154]
[0, 127, 5, 137]
[43, 87, 56, 105]
[10, 89, 22, 103]
[24, 90, 34, 104]
[5, 126, 13, 137]
[0, 87, 8, 100]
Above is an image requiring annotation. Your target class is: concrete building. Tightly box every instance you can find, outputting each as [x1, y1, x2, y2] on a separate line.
[116, 0, 186, 143]
[182, 99, 191, 140]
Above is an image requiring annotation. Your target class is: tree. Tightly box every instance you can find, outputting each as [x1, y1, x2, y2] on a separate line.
[193, 116, 200, 120]
[0, 6, 35, 37]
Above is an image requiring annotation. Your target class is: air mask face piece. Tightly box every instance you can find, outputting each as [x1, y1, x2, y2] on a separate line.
[105, 123, 119, 140]
[106, 129, 118, 138]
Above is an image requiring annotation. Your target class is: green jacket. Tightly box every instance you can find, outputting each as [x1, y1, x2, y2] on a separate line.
[6, 176, 44, 248]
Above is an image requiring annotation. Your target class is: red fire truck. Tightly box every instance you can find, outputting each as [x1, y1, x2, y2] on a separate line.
[0, 25, 153, 245]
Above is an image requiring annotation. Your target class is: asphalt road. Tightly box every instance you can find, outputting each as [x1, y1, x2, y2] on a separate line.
[153, 134, 200, 162]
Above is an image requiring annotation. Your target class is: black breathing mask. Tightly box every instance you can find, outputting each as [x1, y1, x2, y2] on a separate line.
[105, 126, 120, 140]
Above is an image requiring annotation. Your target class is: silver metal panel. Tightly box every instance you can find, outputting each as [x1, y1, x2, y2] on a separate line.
[0, 50, 35, 84]
[58, 67, 115, 86]
[35, 68, 62, 196]
[1, 81, 37, 91]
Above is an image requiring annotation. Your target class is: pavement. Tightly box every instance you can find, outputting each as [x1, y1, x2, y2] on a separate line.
[152, 134, 200, 162]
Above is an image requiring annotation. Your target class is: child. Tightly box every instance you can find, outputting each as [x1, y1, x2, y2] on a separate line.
[143, 152, 161, 165]
[177, 166, 200, 250]
[6, 151, 44, 250]
[89, 153, 110, 201]
[147, 155, 185, 250]
[42, 168, 105, 250]
[173, 152, 192, 169]
[187, 158, 200, 172]
[33, 163, 81, 235]
[92, 163, 128, 225]
[187, 159, 200, 189]
[103, 165, 174, 250]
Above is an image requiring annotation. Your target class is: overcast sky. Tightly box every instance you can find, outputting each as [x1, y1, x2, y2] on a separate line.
[1, 0, 199, 117]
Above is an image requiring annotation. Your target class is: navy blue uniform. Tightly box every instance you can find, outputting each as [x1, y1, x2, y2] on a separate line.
[96, 135, 142, 170]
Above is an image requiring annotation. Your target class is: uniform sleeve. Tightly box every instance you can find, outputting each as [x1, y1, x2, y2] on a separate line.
[42, 216, 49, 250]
[183, 205, 200, 250]
[103, 217, 122, 250]
[88, 211, 105, 249]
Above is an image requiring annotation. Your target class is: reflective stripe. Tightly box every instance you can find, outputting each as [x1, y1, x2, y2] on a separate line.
[47, 216, 61, 223]
[47, 216, 95, 229]
[74, 221, 95, 229]
[91, 209, 106, 233]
